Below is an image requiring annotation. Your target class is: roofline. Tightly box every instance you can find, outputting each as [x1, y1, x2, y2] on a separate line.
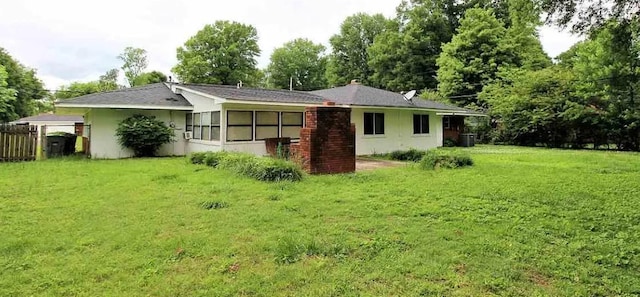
[222, 100, 325, 107]
[436, 112, 488, 117]
[175, 86, 228, 102]
[344, 104, 476, 113]
[54, 103, 194, 111]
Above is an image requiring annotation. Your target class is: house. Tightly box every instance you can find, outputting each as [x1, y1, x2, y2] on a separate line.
[11, 114, 84, 135]
[55, 82, 481, 159]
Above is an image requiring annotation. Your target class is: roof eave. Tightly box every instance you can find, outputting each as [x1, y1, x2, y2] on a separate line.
[54, 103, 194, 111]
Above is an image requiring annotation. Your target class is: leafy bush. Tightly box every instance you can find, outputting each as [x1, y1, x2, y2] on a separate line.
[115, 114, 174, 157]
[188, 152, 208, 164]
[388, 149, 426, 162]
[443, 138, 458, 147]
[189, 151, 303, 182]
[420, 149, 474, 170]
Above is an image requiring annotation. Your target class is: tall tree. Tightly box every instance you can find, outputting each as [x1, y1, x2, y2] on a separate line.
[173, 21, 260, 85]
[369, 3, 454, 92]
[55, 69, 120, 99]
[436, 8, 517, 107]
[267, 39, 327, 91]
[0, 48, 46, 120]
[0, 65, 17, 122]
[541, 0, 639, 33]
[134, 71, 167, 86]
[504, 0, 552, 70]
[118, 47, 148, 87]
[326, 13, 389, 86]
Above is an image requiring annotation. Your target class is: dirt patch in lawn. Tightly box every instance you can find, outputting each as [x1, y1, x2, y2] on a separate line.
[356, 157, 406, 171]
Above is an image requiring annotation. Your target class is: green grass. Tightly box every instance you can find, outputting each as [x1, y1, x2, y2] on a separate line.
[1, 145, 640, 296]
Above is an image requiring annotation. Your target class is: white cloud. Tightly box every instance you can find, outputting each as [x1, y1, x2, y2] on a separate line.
[0, 0, 581, 90]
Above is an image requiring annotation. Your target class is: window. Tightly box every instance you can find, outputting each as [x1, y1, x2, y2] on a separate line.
[444, 116, 451, 129]
[185, 111, 221, 140]
[364, 112, 384, 135]
[281, 112, 303, 139]
[413, 114, 430, 134]
[227, 111, 253, 141]
[256, 111, 279, 140]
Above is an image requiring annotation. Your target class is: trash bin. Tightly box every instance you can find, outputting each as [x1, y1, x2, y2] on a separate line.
[46, 133, 77, 158]
[459, 133, 476, 147]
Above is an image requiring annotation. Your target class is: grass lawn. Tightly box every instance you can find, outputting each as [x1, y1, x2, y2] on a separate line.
[1, 146, 639, 296]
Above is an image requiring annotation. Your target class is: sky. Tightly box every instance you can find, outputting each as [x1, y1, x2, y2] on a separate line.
[0, 0, 583, 90]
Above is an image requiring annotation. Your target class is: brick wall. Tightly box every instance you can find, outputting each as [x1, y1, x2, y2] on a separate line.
[290, 105, 356, 174]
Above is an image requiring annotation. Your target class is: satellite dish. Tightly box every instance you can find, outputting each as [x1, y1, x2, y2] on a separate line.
[403, 90, 417, 102]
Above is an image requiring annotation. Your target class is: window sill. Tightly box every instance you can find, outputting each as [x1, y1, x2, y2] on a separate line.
[411, 134, 432, 138]
[188, 139, 222, 145]
[362, 134, 386, 139]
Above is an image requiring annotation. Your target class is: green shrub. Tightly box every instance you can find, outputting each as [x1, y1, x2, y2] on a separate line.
[115, 114, 174, 157]
[189, 152, 208, 164]
[419, 149, 474, 170]
[388, 149, 426, 162]
[189, 151, 303, 182]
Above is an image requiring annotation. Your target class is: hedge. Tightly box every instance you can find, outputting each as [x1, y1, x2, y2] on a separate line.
[188, 151, 303, 182]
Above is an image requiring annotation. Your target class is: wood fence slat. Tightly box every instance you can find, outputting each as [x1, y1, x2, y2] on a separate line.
[0, 124, 38, 162]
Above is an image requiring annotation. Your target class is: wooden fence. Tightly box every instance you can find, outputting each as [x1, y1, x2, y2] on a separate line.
[0, 124, 39, 162]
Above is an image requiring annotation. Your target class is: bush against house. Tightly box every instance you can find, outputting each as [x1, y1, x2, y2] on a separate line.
[115, 114, 174, 157]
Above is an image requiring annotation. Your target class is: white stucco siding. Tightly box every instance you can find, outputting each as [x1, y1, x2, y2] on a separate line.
[351, 108, 443, 155]
[88, 109, 187, 159]
[178, 89, 222, 112]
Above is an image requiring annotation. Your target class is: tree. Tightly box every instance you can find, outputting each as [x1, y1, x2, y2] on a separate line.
[541, 0, 639, 33]
[173, 21, 260, 85]
[0, 65, 17, 122]
[326, 13, 389, 86]
[369, 4, 453, 92]
[0, 48, 47, 120]
[118, 47, 148, 87]
[134, 71, 167, 86]
[267, 39, 327, 91]
[55, 69, 120, 99]
[436, 8, 517, 107]
[115, 114, 174, 157]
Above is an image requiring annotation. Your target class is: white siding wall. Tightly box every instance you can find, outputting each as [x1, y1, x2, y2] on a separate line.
[88, 109, 187, 159]
[351, 108, 443, 155]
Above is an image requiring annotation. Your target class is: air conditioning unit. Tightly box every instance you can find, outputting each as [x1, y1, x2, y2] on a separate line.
[183, 131, 193, 140]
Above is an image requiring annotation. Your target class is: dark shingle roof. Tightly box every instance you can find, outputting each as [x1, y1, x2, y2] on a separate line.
[11, 114, 83, 123]
[310, 84, 469, 111]
[56, 83, 192, 108]
[182, 84, 326, 104]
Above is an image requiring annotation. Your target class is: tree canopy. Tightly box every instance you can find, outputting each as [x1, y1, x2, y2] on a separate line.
[55, 69, 121, 99]
[0, 48, 47, 121]
[173, 21, 260, 85]
[0, 65, 17, 122]
[326, 13, 389, 86]
[267, 38, 327, 91]
[118, 47, 148, 87]
[134, 71, 168, 86]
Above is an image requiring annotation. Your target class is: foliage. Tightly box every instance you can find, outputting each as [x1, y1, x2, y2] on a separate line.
[0, 65, 17, 122]
[173, 21, 260, 85]
[55, 69, 121, 99]
[133, 71, 167, 86]
[541, 0, 639, 33]
[483, 20, 639, 150]
[3, 147, 640, 295]
[326, 13, 389, 86]
[0, 47, 47, 120]
[369, 4, 452, 92]
[118, 47, 148, 87]
[191, 151, 303, 182]
[436, 8, 516, 107]
[115, 114, 174, 157]
[419, 149, 473, 169]
[388, 148, 427, 162]
[267, 38, 327, 91]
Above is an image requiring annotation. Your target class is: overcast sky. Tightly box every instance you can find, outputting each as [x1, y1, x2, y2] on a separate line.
[1, 0, 582, 90]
